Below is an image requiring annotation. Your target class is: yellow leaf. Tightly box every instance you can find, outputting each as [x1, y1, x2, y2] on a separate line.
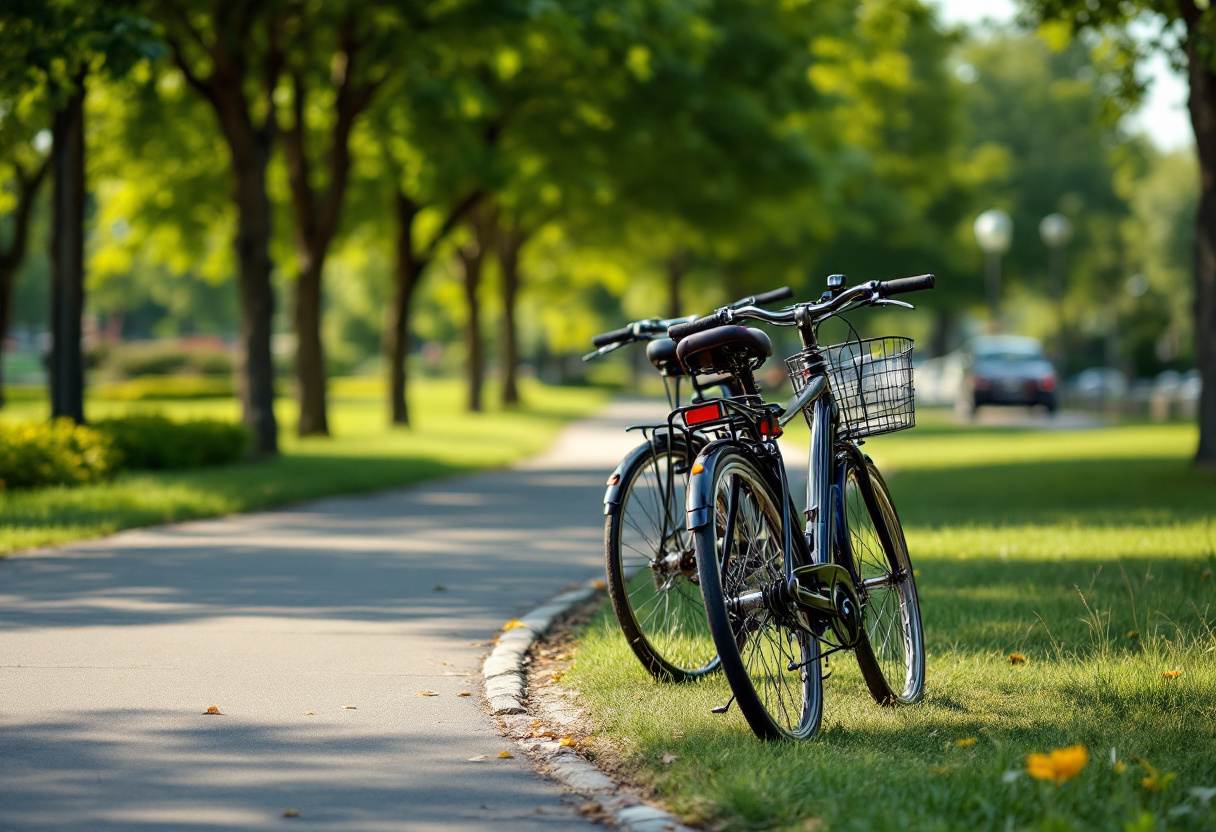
[457, 691, 472, 697]
[559, 737, 575, 747]
[1009, 652, 1026, 665]
[1115, 761, 1127, 773]
[417, 691, 439, 696]
[956, 738, 978, 747]
[305, 711, 315, 716]
[529, 720, 543, 727]
[498, 750, 514, 758]
[502, 619, 525, 631]
[1128, 631, 1139, 639]
[283, 809, 300, 818]
[203, 706, 221, 715]
[343, 705, 357, 709]
[590, 579, 607, 591]
[1163, 670, 1182, 678]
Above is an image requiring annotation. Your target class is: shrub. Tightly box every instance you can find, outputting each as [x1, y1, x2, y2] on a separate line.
[107, 341, 235, 379]
[94, 376, 236, 401]
[94, 414, 249, 470]
[0, 419, 120, 490]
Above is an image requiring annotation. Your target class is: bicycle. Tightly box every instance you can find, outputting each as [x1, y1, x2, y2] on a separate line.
[665, 272, 934, 739]
[585, 287, 793, 682]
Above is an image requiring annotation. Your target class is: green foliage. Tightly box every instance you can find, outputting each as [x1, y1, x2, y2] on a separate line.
[0, 418, 118, 489]
[93, 414, 248, 470]
[104, 341, 234, 379]
[93, 376, 236, 401]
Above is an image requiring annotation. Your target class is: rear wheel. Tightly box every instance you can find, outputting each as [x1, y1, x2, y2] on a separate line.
[606, 436, 718, 681]
[694, 451, 822, 740]
[841, 457, 925, 705]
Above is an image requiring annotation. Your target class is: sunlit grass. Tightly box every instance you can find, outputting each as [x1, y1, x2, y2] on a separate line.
[0, 378, 606, 555]
[565, 410, 1216, 831]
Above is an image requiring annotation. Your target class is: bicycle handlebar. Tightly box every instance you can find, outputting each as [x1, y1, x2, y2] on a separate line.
[588, 285, 793, 350]
[668, 274, 935, 341]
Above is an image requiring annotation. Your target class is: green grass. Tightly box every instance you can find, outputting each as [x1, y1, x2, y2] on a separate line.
[566, 410, 1216, 832]
[0, 377, 606, 555]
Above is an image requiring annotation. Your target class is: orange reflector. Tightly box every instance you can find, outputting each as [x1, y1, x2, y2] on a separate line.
[685, 402, 725, 426]
[606, 473, 620, 487]
[691, 463, 704, 475]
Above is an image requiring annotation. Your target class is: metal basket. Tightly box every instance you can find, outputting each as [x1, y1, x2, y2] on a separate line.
[785, 337, 915, 439]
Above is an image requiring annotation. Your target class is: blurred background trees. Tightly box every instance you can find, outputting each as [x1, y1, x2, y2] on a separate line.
[0, 0, 1208, 460]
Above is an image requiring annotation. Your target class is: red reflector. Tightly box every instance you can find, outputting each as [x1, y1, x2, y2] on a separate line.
[1039, 376, 1057, 392]
[606, 473, 620, 487]
[685, 402, 725, 426]
[759, 416, 782, 438]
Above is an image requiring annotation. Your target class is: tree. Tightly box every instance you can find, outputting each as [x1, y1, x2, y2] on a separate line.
[1022, 0, 1216, 464]
[151, 0, 290, 455]
[0, 0, 156, 422]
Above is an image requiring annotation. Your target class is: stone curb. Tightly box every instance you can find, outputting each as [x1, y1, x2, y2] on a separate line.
[483, 579, 697, 832]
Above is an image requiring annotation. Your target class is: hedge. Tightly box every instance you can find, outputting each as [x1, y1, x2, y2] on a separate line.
[0, 415, 250, 490]
[0, 419, 119, 489]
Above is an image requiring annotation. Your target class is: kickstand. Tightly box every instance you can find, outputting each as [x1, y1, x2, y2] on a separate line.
[711, 695, 735, 715]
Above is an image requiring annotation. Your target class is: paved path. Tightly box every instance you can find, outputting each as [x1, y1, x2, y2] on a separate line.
[0, 400, 663, 832]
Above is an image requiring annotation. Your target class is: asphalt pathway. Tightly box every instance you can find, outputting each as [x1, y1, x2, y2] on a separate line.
[0, 400, 665, 832]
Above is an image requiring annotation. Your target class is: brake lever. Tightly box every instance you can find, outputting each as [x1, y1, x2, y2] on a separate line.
[872, 298, 915, 310]
[581, 340, 630, 362]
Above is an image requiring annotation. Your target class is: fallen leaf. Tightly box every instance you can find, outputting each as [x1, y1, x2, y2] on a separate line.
[554, 653, 570, 661]
[1009, 652, 1026, 665]
[498, 750, 514, 758]
[578, 802, 602, 815]
[433, 584, 447, 591]
[590, 579, 607, 591]
[530, 720, 543, 727]
[559, 737, 576, 747]
[633, 693, 643, 700]
[502, 619, 525, 631]
[343, 705, 357, 709]
[956, 738, 978, 747]
[661, 752, 678, 764]
[550, 671, 565, 682]
[203, 706, 222, 715]
[1128, 631, 1140, 640]
[1163, 670, 1182, 678]
[532, 730, 556, 739]
[283, 809, 300, 818]
[417, 690, 440, 696]
[305, 711, 315, 716]
[468, 755, 488, 762]
[441, 661, 452, 666]
[457, 691, 472, 697]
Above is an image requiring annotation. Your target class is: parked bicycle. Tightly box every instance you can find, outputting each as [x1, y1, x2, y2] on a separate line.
[665, 272, 934, 739]
[586, 287, 793, 682]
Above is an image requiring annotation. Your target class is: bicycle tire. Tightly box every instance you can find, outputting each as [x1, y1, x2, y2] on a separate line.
[840, 456, 925, 705]
[693, 448, 823, 740]
[605, 435, 718, 681]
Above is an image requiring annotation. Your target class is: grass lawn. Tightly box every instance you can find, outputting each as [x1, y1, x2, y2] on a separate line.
[0, 377, 606, 555]
[565, 410, 1216, 832]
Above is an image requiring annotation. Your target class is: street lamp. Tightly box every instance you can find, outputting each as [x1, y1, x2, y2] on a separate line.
[1039, 212, 1073, 367]
[974, 209, 1013, 331]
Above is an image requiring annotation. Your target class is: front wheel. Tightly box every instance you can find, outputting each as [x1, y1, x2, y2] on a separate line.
[694, 450, 823, 740]
[840, 456, 925, 705]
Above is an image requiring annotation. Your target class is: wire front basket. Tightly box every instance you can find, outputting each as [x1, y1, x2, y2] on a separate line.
[786, 336, 915, 439]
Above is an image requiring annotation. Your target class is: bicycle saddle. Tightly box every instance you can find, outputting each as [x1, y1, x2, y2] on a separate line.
[645, 338, 687, 377]
[676, 325, 771, 376]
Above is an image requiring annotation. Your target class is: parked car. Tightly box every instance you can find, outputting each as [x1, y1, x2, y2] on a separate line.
[957, 335, 1058, 418]
[914, 352, 966, 407]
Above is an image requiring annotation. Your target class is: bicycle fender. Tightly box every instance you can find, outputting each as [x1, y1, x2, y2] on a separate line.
[602, 438, 667, 516]
[685, 439, 747, 530]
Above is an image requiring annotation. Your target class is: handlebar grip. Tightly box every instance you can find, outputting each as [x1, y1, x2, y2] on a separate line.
[668, 311, 727, 341]
[752, 286, 793, 306]
[877, 273, 936, 297]
[591, 325, 634, 348]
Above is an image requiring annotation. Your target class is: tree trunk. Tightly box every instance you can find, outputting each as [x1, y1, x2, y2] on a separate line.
[49, 77, 87, 424]
[386, 192, 422, 427]
[667, 250, 688, 319]
[460, 237, 485, 413]
[293, 255, 328, 435]
[0, 157, 49, 409]
[1188, 40, 1216, 466]
[230, 142, 279, 456]
[498, 222, 526, 408]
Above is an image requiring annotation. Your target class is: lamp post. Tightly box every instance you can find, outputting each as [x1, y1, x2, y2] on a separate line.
[1039, 212, 1073, 368]
[974, 209, 1013, 331]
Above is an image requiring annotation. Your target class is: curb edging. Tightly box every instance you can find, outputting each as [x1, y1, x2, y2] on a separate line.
[483, 579, 697, 832]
